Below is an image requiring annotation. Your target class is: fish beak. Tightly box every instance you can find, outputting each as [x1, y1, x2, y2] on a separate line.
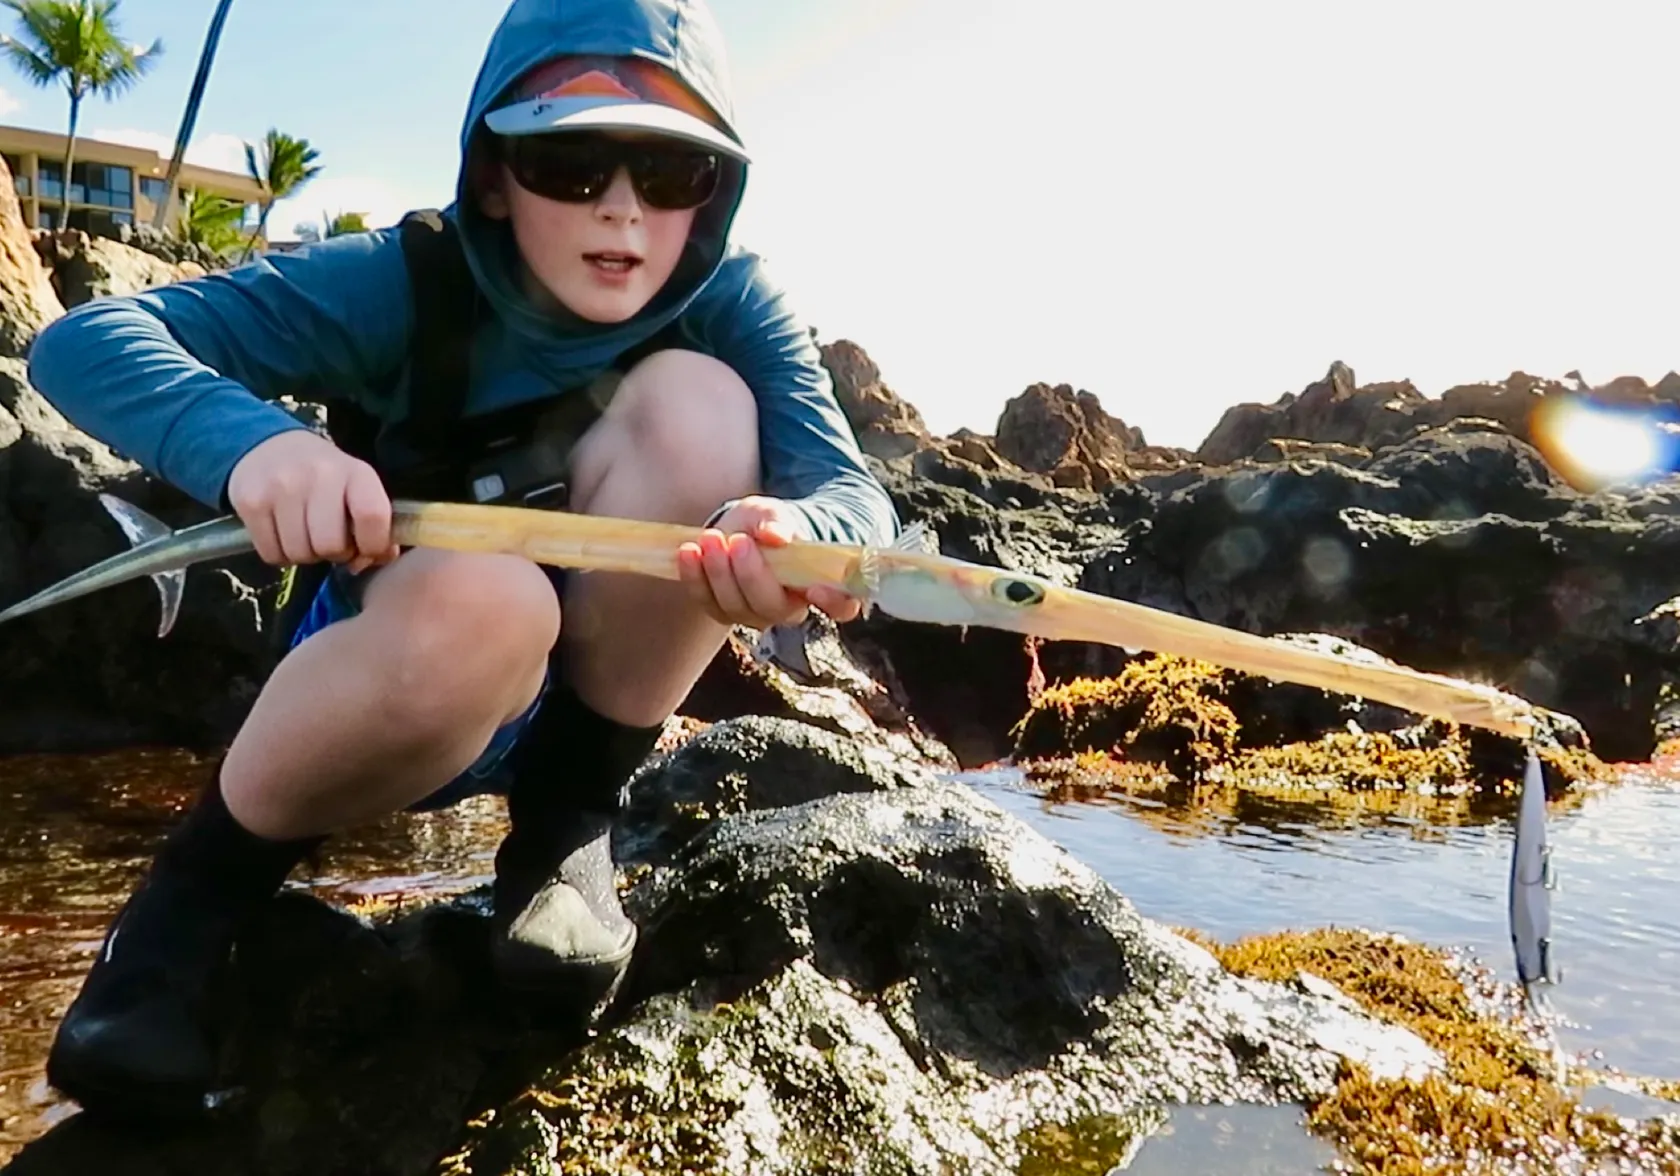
[1025, 588, 1535, 738]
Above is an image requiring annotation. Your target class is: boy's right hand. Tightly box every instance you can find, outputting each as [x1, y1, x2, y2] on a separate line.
[226, 430, 400, 574]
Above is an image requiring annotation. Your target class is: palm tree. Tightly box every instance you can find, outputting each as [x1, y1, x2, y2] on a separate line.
[152, 0, 231, 231]
[325, 210, 366, 237]
[174, 186, 244, 256]
[292, 210, 366, 244]
[239, 128, 321, 260]
[0, 0, 163, 226]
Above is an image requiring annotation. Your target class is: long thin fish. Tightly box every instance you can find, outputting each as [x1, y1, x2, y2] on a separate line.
[1, 494, 1558, 1000]
[4, 495, 1541, 737]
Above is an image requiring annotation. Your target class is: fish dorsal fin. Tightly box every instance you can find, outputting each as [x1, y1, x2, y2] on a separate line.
[97, 493, 186, 639]
[892, 520, 938, 554]
[98, 494, 172, 548]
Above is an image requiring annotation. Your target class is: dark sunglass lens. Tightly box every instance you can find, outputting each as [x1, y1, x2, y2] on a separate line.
[507, 136, 614, 202]
[633, 148, 720, 209]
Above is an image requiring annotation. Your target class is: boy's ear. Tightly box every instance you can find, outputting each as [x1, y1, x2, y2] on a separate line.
[468, 136, 511, 219]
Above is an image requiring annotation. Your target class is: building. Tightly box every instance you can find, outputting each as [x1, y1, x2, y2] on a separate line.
[0, 123, 265, 234]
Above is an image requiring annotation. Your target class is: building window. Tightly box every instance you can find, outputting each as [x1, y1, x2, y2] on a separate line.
[37, 161, 61, 200]
[72, 162, 132, 209]
[139, 176, 170, 205]
[66, 207, 131, 234]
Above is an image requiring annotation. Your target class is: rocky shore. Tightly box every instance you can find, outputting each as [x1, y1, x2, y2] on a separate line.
[3, 153, 1679, 1174]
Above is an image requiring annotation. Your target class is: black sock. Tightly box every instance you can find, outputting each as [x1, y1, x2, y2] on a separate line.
[149, 771, 326, 911]
[505, 684, 665, 821]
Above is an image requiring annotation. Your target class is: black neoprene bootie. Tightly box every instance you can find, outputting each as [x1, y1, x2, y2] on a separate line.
[45, 771, 323, 1122]
[491, 683, 662, 1014]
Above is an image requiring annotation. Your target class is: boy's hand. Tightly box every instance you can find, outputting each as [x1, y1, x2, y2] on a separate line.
[226, 430, 401, 573]
[677, 496, 862, 629]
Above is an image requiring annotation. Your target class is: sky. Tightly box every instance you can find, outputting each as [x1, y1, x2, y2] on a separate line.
[0, 0, 1673, 450]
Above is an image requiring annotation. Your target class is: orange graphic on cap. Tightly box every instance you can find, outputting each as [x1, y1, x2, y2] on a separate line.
[518, 55, 719, 127]
[539, 69, 638, 101]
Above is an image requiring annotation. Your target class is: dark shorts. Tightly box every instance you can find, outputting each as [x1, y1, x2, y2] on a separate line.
[285, 563, 557, 812]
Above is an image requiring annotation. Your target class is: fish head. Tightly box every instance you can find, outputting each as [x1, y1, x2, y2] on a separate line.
[868, 557, 1054, 630]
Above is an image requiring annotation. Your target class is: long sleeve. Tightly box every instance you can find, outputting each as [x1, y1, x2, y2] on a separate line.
[697, 251, 900, 546]
[26, 229, 414, 510]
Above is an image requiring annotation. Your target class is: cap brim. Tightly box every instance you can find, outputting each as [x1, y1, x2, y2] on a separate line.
[484, 95, 749, 163]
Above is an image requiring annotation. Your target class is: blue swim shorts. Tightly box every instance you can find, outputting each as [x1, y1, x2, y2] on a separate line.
[285, 563, 555, 812]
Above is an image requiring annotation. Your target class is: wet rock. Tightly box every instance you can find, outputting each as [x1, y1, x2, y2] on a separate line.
[3, 725, 1440, 1176]
[1078, 437, 1680, 760]
[445, 780, 1439, 1175]
[1205, 927, 1680, 1176]
[679, 621, 954, 768]
[615, 714, 941, 870]
[1, 893, 506, 1176]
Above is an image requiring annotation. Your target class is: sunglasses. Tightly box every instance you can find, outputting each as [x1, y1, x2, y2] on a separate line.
[498, 132, 721, 210]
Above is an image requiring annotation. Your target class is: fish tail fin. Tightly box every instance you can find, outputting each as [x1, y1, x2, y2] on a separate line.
[97, 495, 186, 638]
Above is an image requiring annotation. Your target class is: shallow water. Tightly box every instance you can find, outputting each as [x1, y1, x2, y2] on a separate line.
[956, 762, 1680, 1093]
[1, 748, 1677, 1170]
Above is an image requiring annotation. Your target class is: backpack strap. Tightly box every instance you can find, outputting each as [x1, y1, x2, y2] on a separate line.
[398, 208, 482, 455]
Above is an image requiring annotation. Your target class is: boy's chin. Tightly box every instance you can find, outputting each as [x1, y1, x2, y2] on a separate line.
[547, 285, 654, 325]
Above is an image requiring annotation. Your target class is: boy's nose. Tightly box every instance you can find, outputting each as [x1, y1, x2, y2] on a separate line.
[594, 167, 642, 221]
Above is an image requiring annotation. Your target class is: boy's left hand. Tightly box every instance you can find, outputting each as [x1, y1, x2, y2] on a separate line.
[677, 495, 863, 629]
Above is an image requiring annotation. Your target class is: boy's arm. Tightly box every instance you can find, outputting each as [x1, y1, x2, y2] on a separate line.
[26, 230, 413, 511]
[698, 253, 900, 547]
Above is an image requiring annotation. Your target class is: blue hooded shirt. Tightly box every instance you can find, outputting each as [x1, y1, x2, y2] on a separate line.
[25, 0, 898, 547]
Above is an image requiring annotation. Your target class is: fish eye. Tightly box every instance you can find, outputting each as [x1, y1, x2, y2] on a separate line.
[992, 578, 1046, 607]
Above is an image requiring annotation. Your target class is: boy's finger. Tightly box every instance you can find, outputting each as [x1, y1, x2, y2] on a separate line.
[699, 533, 750, 621]
[307, 484, 351, 562]
[345, 467, 393, 557]
[245, 509, 284, 566]
[807, 584, 862, 621]
[679, 544, 732, 624]
[728, 534, 793, 621]
[274, 495, 315, 565]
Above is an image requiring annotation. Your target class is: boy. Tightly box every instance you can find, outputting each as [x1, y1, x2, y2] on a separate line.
[24, 0, 897, 1121]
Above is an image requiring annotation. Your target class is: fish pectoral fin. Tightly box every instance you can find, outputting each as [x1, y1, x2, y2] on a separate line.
[98, 494, 173, 549]
[891, 520, 939, 555]
[149, 569, 186, 638]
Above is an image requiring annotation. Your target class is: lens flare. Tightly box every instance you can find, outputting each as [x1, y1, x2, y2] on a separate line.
[1530, 394, 1680, 491]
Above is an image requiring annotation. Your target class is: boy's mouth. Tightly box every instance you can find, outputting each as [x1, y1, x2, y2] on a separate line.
[583, 251, 642, 274]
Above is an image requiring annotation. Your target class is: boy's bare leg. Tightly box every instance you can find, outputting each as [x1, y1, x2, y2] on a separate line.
[559, 349, 760, 720]
[483, 349, 762, 1000]
[219, 550, 559, 841]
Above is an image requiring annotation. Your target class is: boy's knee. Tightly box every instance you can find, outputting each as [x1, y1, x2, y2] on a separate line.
[364, 552, 558, 727]
[610, 349, 759, 500]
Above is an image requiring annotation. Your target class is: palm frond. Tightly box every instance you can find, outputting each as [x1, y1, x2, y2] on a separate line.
[0, 35, 57, 84]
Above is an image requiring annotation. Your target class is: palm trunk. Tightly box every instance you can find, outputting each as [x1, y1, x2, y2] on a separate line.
[239, 200, 273, 263]
[59, 91, 80, 227]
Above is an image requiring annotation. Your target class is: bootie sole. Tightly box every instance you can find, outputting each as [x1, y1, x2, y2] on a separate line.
[490, 923, 636, 1016]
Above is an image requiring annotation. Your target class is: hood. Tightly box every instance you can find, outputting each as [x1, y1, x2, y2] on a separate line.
[448, 0, 749, 372]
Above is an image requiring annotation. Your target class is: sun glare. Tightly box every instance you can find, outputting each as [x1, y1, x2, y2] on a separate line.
[1531, 395, 1678, 491]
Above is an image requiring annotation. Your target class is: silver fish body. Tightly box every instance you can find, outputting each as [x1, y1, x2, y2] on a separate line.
[1509, 747, 1560, 1010]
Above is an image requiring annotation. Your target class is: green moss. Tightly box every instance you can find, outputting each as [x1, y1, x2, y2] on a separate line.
[1014, 655, 1613, 823]
[1013, 658, 1240, 782]
[1201, 928, 1679, 1175]
[1013, 1107, 1165, 1175]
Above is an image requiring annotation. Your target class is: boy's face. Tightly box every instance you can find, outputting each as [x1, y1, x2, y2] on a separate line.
[479, 134, 701, 325]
